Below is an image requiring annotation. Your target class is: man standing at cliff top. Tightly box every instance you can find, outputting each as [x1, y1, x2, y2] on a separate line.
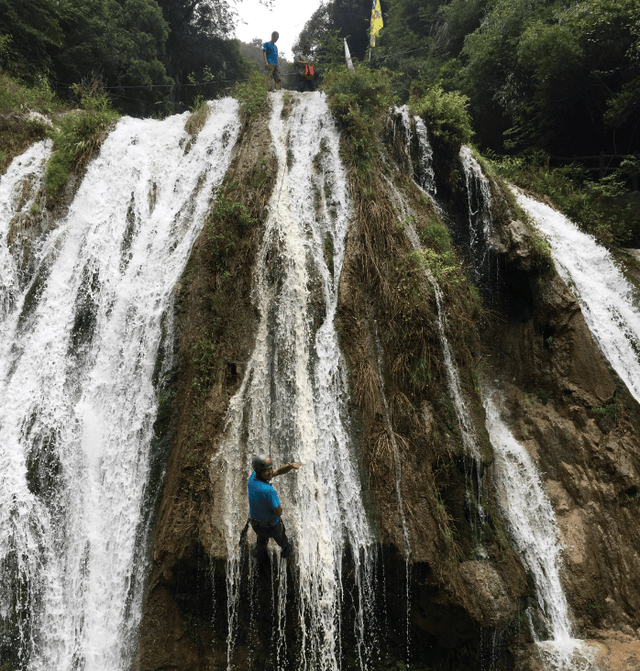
[248, 454, 299, 559]
[263, 31, 281, 91]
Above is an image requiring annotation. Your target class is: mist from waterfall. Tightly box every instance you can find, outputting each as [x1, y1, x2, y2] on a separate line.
[0, 99, 240, 670]
[218, 91, 376, 671]
[515, 190, 640, 405]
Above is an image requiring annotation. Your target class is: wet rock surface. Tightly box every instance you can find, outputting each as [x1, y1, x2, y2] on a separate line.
[478, 192, 640, 665]
[133, 108, 640, 670]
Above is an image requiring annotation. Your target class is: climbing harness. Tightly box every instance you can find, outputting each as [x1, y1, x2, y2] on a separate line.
[304, 64, 314, 80]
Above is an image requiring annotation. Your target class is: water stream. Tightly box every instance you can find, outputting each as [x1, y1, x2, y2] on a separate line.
[218, 91, 376, 671]
[0, 99, 240, 670]
[2, 93, 631, 671]
[483, 390, 597, 670]
[373, 324, 412, 661]
[458, 146, 499, 289]
[515, 190, 640, 404]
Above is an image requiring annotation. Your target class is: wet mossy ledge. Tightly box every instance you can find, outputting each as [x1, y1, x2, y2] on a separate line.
[134, 88, 277, 671]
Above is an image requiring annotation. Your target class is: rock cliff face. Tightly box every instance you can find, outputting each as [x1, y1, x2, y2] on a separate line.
[133, 96, 640, 671]
[463, 182, 640, 669]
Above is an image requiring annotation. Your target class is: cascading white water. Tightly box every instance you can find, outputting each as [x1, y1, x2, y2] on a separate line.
[0, 139, 52, 318]
[414, 117, 436, 198]
[390, 115, 480, 467]
[373, 325, 410, 556]
[459, 145, 493, 245]
[458, 146, 502, 291]
[483, 390, 598, 670]
[402, 205, 486, 534]
[394, 106, 437, 199]
[514, 190, 640, 404]
[0, 99, 240, 670]
[218, 91, 376, 671]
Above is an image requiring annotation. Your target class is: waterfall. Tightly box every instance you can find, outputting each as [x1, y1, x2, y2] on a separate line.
[0, 99, 241, 670]
[218, 91, 375, 671]
[514, 190, 640, 404]
[0, 139, 52, 317]
[386, 114, 485, 532]
[390, 114, 480, 467]
[373, 326, 410, 557]
[394, 106, 437, 199]
[459, 146, 498, 288]
[403, 211, 486, 536]
[483, 390, 598, 670]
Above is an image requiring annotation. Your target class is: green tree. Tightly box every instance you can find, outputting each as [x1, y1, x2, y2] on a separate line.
[53, 0, 173, 114]
[296, 0, 371, 71]
[460, 0, 640, 156]
[440, 0, 487, 54]
[0, 0, 64, 77]
[155, 0, 250, 108]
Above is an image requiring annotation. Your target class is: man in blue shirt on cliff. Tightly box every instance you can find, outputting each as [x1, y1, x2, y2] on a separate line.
[262, 31, 281, 91]
[248, 454, 299, 559]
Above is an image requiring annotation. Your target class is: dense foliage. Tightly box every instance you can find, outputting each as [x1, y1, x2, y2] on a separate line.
[1, 0, 638, 244]
[303, 0, 639, 171]
[295, 0, 372, 69]
[323, 65, 396, 176]
[0, 0, 253, 114]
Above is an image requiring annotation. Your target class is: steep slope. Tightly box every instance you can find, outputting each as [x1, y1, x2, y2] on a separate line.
[2, 90, 640, 671]
[447, 151, 640, 669]
[135, 94, 529, 670]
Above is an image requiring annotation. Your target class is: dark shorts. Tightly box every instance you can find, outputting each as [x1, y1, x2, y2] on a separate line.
[266, 63, 281, 83]
[251, 520, 289, 557]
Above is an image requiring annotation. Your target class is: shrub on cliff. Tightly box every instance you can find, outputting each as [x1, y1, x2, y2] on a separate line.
[45, 80, 119, 198]
[408, 85, 473, 153]
[230, 70, 269, 119]
[322, 65, 395, 175]
[0, 58, 59, 174]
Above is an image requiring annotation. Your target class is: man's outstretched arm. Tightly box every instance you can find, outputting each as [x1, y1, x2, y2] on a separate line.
[272, 462, 300, 477]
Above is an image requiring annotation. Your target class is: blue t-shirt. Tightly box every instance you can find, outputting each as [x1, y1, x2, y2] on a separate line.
[263, 41, 279, 65]
[248, 472, 280, 523]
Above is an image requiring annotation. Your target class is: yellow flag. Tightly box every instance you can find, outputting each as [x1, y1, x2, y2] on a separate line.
[370, 0, 383, 47]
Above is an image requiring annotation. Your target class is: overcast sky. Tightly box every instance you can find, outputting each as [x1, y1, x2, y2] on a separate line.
[233, 0, 324, 60]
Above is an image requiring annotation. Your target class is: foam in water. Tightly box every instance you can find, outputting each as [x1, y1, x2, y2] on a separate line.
[218, 91, 375, 671]
[514, 189, 640, 404]
[483, 389, 598, 670]
[0, 99, 241, 670]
